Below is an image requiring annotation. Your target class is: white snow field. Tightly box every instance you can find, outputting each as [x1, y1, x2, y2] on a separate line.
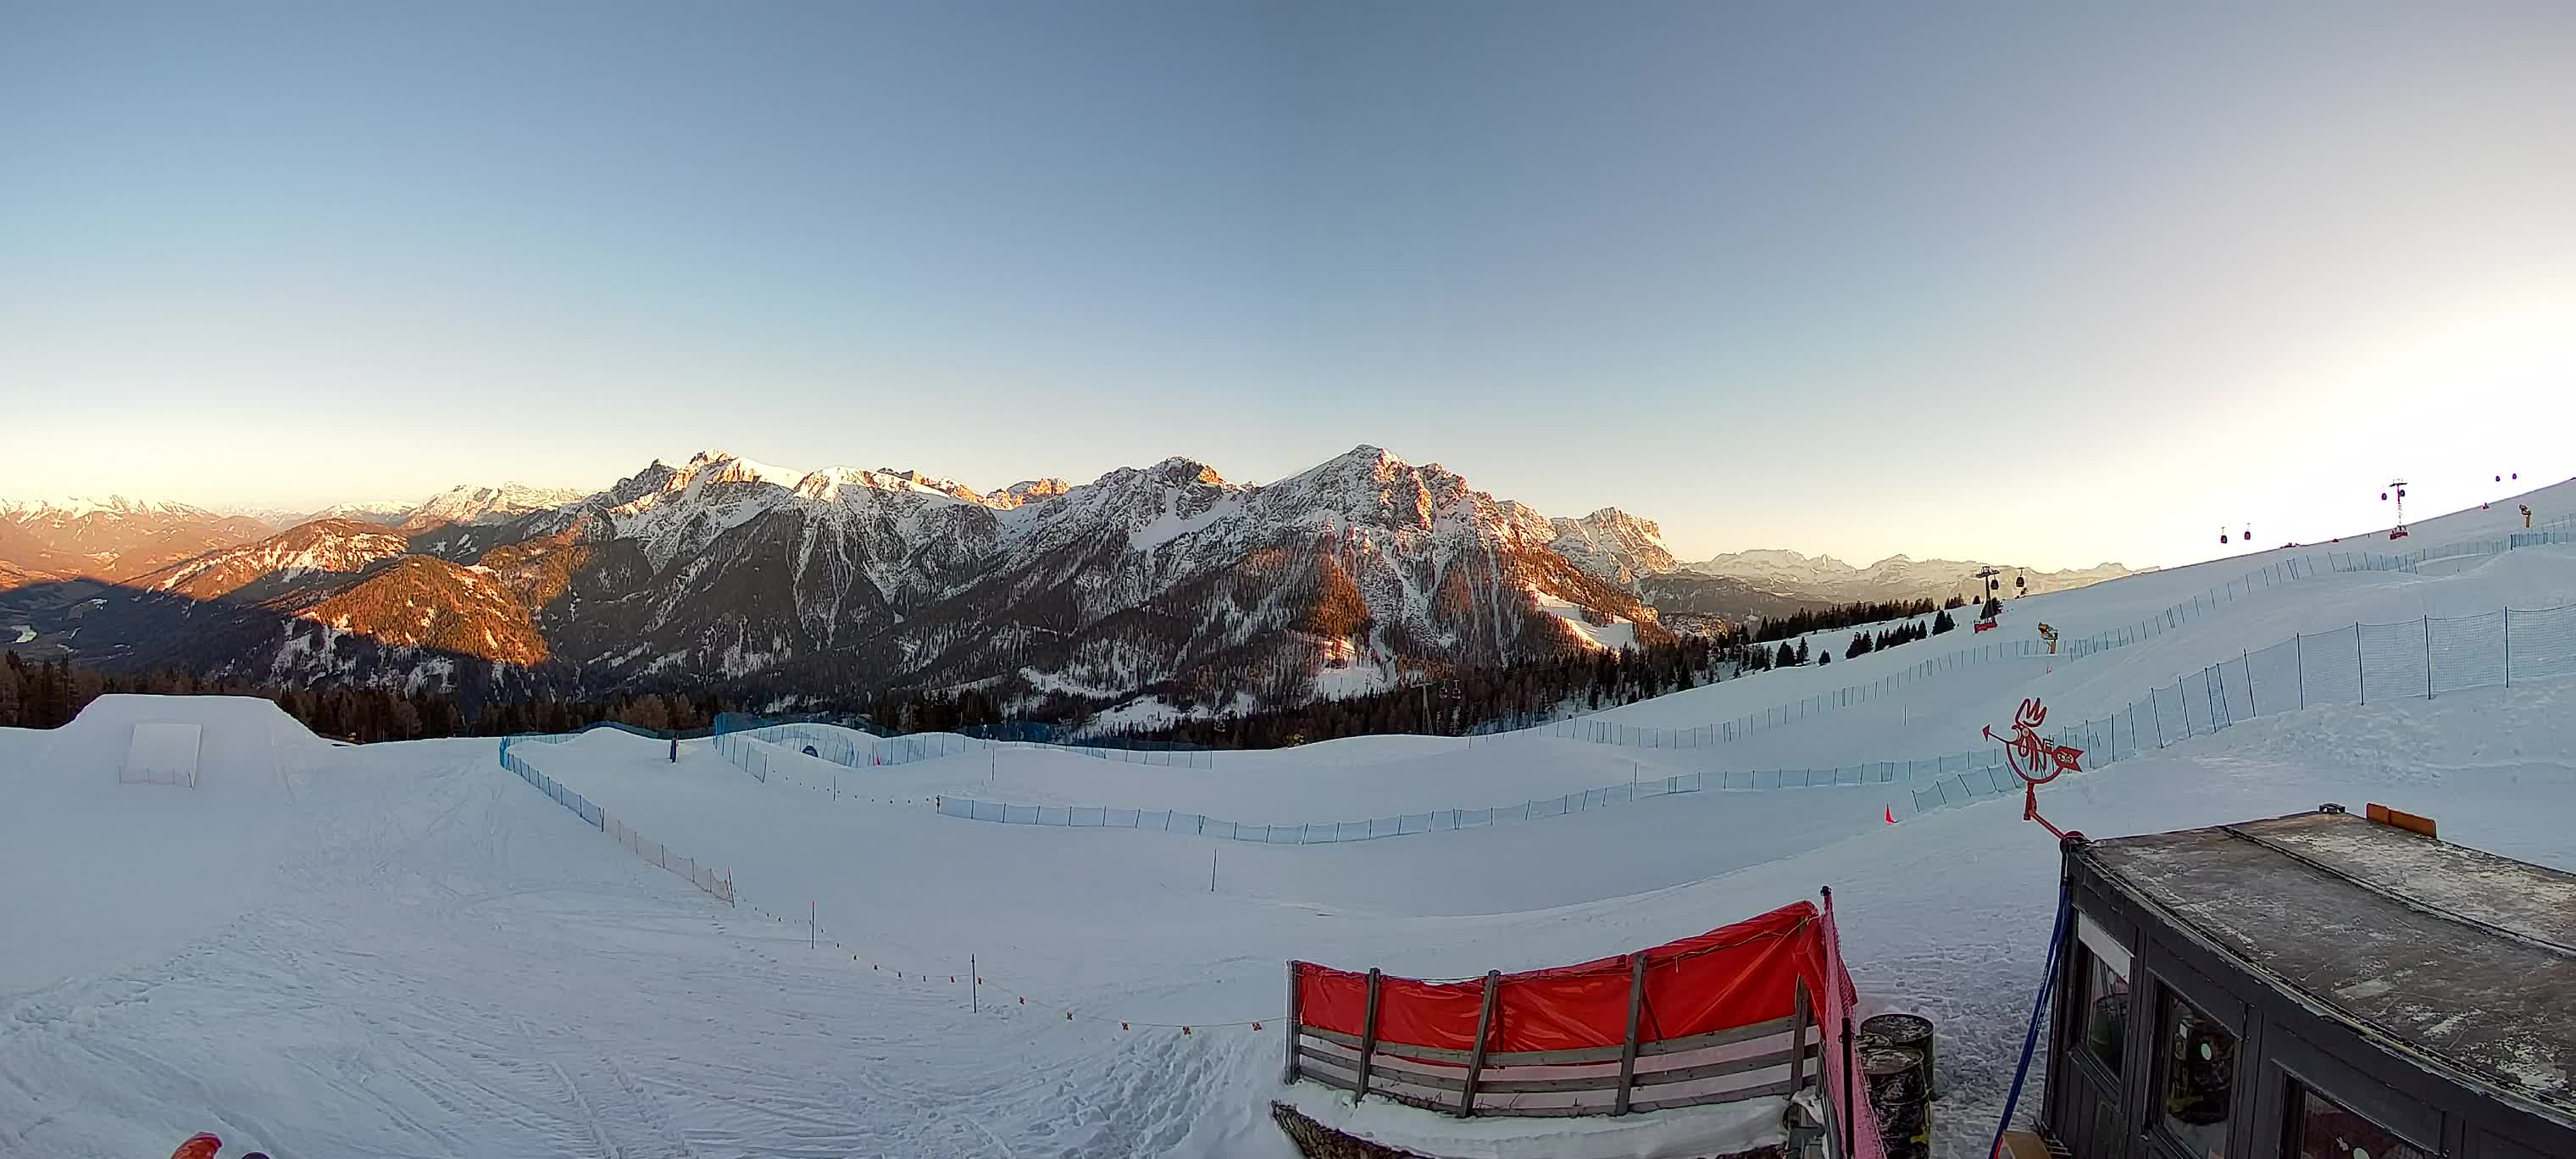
[4, 482, 2575, 1159]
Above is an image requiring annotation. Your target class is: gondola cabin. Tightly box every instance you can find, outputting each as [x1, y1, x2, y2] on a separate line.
[2039, 807, 2576, 1159]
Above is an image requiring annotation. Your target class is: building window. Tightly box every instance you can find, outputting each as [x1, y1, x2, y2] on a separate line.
[2157, 989, 2237, 1156]
[2074, 946, 2129, 1075]
[2287, 1081, 2430, 1159]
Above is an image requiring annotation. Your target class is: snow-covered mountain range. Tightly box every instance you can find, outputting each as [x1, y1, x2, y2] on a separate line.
[303, 484, 596, 531]
[0, 496, 277, 583]
[1678, 549, 2141, 604]
[0, 448, 2137, 713]
[3, 448, 1676, 711]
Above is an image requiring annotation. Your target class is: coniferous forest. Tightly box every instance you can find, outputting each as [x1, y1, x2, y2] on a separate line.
[0, 651, 725, 743]
[6, 604, 1943, 751]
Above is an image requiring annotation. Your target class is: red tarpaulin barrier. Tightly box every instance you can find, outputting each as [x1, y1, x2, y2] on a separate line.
[1297, 902, 1822, 1054]
[1294, 896, 1888, 1154]
[1821, 890, 1888, 1159]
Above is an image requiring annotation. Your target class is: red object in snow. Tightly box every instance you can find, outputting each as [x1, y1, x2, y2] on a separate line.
[1296, 903, 1818, 1055]
[1981, 698, 2087, 841]
[1973, 618, 1997, 633]
[1884, 805, 1896, 824]
[1290, 898, 1890, 1156]
[172, 1136, 223, 1159]
[1983, 698, 2085, 785]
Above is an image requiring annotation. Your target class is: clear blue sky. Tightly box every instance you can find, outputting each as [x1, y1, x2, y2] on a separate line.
[5, 2, 2573, 569]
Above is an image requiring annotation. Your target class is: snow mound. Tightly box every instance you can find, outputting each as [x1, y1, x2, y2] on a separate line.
[36, 694, 326, 794]
[2, 696, 333, 991]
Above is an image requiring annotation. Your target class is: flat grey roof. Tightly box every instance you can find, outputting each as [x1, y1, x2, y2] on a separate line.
[2081, 810, 2576, 1121]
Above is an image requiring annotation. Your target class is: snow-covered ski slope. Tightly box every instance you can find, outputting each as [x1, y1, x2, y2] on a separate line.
[4, 479, 2574, 1159]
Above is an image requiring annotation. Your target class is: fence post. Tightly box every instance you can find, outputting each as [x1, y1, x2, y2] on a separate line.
[1790, 977, 1811, 1098]
[2357, 623, 2367, 705]
[1457, 970, 1502, 1117]
[1283, 962, 1302, 1084]
[2244, 648, 2255, 714]
[2505, 607, 2513, 686]
[2151, 691, 2164, 747]
[2296, 631, 2306, 708]
[1614, 951, 1650, 1115]
[1841, 1010, 1858, 1158]
[1353, 968, 1383, 1105]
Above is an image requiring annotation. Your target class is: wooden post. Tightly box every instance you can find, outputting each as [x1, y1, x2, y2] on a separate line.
[1789, 978, 1810, 1095]
[1840, 1013, 1857, 1157]
[1282, 962, 1302, 1084]
[1457, 970, 1502, 1117]
[1816, 1038, 1846, 1159]
[1352, 968, 1383, 1105]
[1613, 951, 1650, 1115]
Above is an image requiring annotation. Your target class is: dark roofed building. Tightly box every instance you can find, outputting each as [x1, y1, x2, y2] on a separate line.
[2040, 806, 2576, 1159]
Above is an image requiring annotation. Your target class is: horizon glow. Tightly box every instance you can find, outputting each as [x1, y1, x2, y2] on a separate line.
[5, 3, 2573, 572]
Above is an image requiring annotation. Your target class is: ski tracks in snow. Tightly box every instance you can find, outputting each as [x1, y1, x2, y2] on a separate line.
[0, 751, 1219, 1158]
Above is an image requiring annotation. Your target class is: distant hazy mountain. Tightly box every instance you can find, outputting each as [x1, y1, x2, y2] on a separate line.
[396, 484, 593, 530]
[0, 496, 275, 583]
[300, 484, 593, 531]
[1679, 549, 2141, 607]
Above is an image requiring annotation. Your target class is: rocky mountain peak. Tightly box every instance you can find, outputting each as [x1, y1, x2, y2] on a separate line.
[985, 479, 1069, 508]
[1547, 507, 1677, 585]
[1146, 457, 1228, 488]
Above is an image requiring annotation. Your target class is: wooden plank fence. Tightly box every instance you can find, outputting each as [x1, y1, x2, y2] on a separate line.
[1284, 961, 1823, 1120]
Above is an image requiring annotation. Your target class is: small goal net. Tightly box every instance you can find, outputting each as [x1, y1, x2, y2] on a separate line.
[120, 722, 203, 788]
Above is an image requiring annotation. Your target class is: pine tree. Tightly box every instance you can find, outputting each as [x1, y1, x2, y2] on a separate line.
[1774, 641, 1796, 668]
[1933, 609, 1957, 635]
[1818, 651, 1830, 666]
[1982, 596, 2003, 618]
[35, 659, 71, 728]
[1793, 639, 1810, 665]
[1846, 632, 1871, 659]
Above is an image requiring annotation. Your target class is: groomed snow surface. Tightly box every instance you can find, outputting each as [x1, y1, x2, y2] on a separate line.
[6, 483, 2576, 1159]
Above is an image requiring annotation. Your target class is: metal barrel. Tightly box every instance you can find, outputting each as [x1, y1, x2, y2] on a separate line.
[1862, 1047, 1932, 1159]
[1858, 1012, 1937, 1099]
